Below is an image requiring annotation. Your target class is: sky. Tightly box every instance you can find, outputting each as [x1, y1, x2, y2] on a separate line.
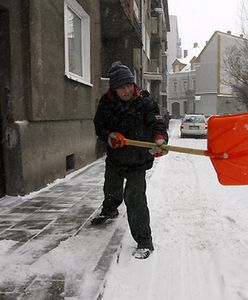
[168, 0, 243, 50]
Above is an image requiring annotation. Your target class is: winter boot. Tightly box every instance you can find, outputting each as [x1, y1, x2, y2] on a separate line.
[133, 248, 153, 259]
[91, 209, 119, 225]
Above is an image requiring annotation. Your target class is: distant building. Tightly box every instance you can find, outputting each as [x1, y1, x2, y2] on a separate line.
[143, 0, 170, 116]
[195, 31, 247, 116]
[167, 31, 247, 118]
[167, 15, 182, 73]
[167, 43, 203, 118]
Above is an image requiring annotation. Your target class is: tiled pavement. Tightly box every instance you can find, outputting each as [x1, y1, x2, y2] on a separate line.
[0, 157, 129, 300]
[0, 156, 156, 299]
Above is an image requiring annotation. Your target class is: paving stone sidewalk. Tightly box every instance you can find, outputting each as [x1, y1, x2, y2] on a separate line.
[0, 156, 156, 299]
[0, 157, 129, 299]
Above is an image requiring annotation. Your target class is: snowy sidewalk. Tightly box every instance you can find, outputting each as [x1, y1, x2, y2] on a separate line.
[0, 157, 130, 299]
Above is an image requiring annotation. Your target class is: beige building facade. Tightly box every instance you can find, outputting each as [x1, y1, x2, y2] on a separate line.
[167, 31, 248, 118]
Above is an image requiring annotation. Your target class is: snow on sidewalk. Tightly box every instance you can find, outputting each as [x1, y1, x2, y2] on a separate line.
[0, 156, 128, 299]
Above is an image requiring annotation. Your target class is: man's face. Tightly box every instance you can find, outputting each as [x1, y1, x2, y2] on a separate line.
[115, 84, 135, 101]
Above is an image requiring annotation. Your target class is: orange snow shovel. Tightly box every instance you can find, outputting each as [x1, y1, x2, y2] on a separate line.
[115, 113, 248, 186]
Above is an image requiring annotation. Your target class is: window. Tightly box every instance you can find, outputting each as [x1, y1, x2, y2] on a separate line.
[173, 81, 178, 94]
[66, 153, 75, 171]
[146, 32, 150, 59]
[133, 0, 140, 21]
[183, 101, 187, 114]
[192, 79, 196, 91]
[183, 81, 188, 91]
[64, 0, 91, 86]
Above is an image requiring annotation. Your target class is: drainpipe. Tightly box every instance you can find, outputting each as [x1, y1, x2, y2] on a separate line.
[139, 0, 144, 88]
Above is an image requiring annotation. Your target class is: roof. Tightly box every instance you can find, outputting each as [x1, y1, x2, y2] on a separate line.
[171, 43, 204, 73]
[196, 30, 248, 60]
[170, 30, 248, 74]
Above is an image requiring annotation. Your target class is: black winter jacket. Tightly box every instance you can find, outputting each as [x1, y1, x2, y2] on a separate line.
[94, 88, 168, 171]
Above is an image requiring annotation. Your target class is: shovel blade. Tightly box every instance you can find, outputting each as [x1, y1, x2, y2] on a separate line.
[208, 113, 248, 185]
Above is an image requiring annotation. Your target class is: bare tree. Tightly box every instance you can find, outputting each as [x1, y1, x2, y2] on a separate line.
[223, 0, 248, 110]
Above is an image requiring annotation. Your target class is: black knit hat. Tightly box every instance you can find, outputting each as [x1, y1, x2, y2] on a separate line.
[108, 62, 135, 89]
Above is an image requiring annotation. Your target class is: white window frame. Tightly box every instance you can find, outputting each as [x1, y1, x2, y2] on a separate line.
[64, 0, 92, 86]
[146, 32, 150, 60]
[133, 0, 140, 21]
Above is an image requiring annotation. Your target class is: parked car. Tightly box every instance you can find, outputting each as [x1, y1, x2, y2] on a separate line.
[180, 114, 207, 138]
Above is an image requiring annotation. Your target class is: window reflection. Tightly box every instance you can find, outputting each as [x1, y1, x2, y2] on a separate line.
[67, 8, 82, 76]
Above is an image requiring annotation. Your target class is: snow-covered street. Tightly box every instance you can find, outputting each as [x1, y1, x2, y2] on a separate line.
[101, 119, 248, 300]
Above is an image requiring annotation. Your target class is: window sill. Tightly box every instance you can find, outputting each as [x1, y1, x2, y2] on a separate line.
[65, 72, 93, 87]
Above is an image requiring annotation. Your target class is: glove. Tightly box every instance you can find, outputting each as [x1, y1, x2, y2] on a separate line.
[108, 132, 122, 149]
[149, 135, 168, 157]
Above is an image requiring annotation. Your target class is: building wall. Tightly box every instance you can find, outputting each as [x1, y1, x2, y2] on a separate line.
[18, 120, 95, 193]
[0, 0, 102, 195]
[195, 94, 218, 116]
[167, 15, 181, 73]
[167, 71, 196, 117]
[195, 31, 248, 115]
[196, 35, 218, 95]
[0, 0, 28, 195]
[217, 96, 247, 115]
[0, 0, 170, 196]
[219, 33, 240, 95]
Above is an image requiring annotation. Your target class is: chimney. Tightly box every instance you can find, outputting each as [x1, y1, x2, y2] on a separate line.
[193, 42, 198, 48]
[183, 49, 188, 58]
[227, 31, 231, 35]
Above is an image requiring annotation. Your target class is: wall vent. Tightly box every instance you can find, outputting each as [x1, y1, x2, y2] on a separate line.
[66, 154, 75, 171]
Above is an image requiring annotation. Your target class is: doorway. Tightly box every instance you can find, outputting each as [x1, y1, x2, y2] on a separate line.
[171, 102, 181, 119]
[0, 7, 10, 197]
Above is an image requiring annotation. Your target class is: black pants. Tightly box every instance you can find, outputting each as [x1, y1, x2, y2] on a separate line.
[102, 158, 153, 250]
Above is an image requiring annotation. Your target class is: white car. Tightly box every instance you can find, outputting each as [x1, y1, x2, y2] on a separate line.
[180, 114, 207, 138]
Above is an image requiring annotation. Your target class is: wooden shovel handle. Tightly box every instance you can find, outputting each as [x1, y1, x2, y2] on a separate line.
[115, 133, 226, 158]
[125, 139, 208, 156]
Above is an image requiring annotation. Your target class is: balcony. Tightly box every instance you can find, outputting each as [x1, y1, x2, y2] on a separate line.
[151, 17, 162, 44]
[149, 59, 160, 73]
[151, 0, 170, 32]
[143, 72, 163, 81]
[100, 0, 142, 48]
[144, 58, 162, 81]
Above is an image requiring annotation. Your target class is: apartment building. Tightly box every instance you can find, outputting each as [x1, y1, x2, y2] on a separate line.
[142, 0, 170, 115]
[195, 31, 247, 116]
[167, 15, 182, 73]
[167, 31, 247, 118]
[167, 43, 202, 118]
[1, 0, 102, 196]
[0, 0, 170, 196]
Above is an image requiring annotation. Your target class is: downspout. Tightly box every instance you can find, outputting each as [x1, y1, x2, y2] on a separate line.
[139, 0, 144, 88]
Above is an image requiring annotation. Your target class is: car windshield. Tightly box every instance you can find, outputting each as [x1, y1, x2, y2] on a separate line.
[184, 115, 205, 123]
